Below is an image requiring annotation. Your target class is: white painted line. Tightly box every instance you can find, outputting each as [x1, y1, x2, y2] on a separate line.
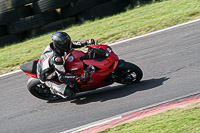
[60, 90, 200, 133]
[0, 70, 21, 78]
[109, 18, 200, 46]
[1, 18, 200, 78]
[60, 116, 122, 133]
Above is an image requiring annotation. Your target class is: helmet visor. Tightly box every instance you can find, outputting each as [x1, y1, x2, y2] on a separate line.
[57, 40, 71, 52]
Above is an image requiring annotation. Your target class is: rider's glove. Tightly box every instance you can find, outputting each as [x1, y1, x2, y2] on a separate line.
[76, 71, 90, 82]
[81, 39, 95, 46]
[87, 39, 95, 45]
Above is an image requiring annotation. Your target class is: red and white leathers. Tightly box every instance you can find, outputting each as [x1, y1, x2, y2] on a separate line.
[37, 40, 91, 98]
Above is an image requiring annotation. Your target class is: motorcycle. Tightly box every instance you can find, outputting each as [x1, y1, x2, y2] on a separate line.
[20, 44, 143, 101]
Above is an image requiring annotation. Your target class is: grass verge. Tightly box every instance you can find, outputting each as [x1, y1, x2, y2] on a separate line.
[0, 0, 200, 74]
[99, 102, 200, 133]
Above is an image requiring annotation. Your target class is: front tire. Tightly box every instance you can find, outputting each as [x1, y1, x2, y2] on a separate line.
[115, 62, 143, 84]
[27, 78, 61, 101]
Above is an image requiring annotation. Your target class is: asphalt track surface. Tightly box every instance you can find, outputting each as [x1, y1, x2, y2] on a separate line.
[1, 20, 200, 133]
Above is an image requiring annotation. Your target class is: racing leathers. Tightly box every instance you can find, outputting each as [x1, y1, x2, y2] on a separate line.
[37, 40, 93, 98]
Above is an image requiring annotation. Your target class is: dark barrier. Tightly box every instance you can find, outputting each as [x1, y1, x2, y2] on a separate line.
[0, 0, 160, 46]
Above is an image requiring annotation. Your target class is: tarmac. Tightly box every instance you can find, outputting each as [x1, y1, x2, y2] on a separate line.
[75, 93, 200, 133]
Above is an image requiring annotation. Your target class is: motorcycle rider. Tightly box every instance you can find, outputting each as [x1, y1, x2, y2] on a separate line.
[37, 32, 95, 98]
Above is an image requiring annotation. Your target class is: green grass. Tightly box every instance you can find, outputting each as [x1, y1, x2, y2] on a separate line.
[99, 102, 200, 133]
[0, 0, 200, 74]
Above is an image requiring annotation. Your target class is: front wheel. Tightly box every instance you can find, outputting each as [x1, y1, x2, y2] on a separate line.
[27, 78, 61, 101]
[114, 62, 143, 85]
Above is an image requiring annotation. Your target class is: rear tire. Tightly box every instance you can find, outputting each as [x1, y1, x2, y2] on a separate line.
[115, 62, 143, 85]
[27, 78, 61, 101]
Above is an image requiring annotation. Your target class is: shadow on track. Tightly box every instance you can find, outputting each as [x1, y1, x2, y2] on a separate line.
[48, 77, 169, 104]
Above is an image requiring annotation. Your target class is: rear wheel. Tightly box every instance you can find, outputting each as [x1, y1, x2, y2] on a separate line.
[27, 78, 61, 101]
[114, 62, 143, 85]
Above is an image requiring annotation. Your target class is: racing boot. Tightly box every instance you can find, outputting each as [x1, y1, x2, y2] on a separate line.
[64, 87, 75, 99]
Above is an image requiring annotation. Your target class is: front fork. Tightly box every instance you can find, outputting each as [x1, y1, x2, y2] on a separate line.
[109, 59, 130, 83]
[104, 59, 126, 83]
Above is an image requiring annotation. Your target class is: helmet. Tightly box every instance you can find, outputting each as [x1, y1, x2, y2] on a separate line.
[52, 32, 72, 54]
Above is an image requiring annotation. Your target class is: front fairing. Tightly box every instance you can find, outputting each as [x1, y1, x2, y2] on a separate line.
[83, 45, 119, 71]
[64, 45, 119, 91]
